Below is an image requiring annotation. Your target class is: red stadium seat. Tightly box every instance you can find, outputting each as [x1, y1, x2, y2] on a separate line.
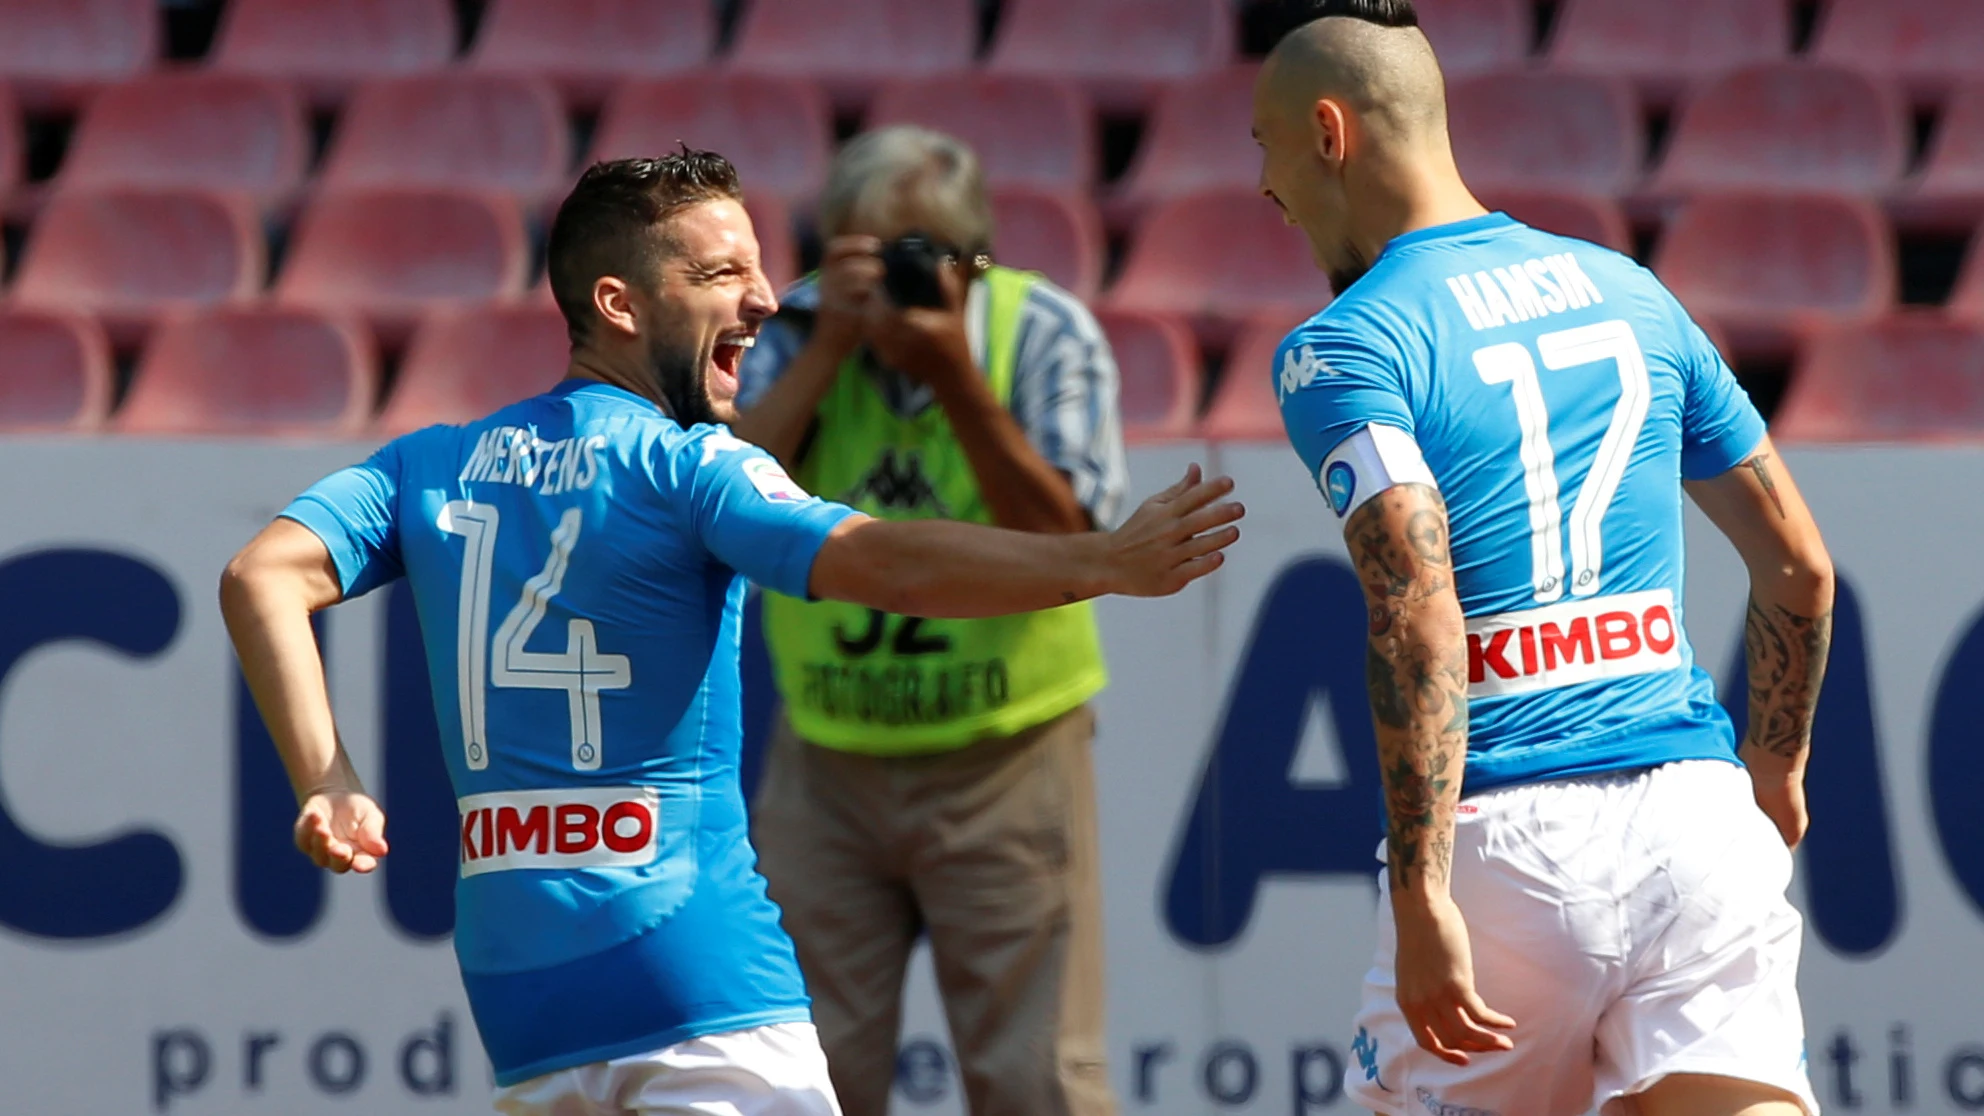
[990, 186, 1104, 301]
[1477, 189, 1632, 254]
[383, 304, 570, 434]
[120, 307, 377, 436]
[0, 309, 113, 432]
[209, 0, 456, 110]
[986, 0, 1233, 115]
[1107, 189, 1332, 350]
[1095, 308, 1201, 441]
[868, 75, 1095, 194]
[1448, 72, 1641, 197]
[320, 74, 571, 211]
[1945, 229, 1984, 323]
[1107, 63, 1258, 231]
[469, 0, 712, 110]
[1414, 0, 1533, 81]
[729, 0, 975, 113]
[1203, 309, 1308, 442]
[1544, 0, 1790, 107]
[1646, 64, 1909, 201]
[0, 0, 157, 113]
[55, 73, 309, 211]
[1652, 193, 1896, 359]
[0, 84, 19, 209]
[1777, 316, 1984, 443]
[1892, 79, 1984, 232]
[1812, 0, 1984, 108]
[275, 188, 530, 346]
[11, 188, 265, 345]
[591, 75, 833, 210]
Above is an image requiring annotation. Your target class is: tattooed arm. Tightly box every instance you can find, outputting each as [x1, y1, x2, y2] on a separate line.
[1686, 433, 1835, 847]
[1345, 481, 1515, 1065]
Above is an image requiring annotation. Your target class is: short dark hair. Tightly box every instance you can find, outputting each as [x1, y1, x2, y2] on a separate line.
[546, 150, 744, 343]
[1264, 0, 1418, 48]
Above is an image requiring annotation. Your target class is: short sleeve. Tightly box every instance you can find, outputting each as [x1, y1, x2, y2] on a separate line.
[680, 430, 859, 597]
[1007, 282, 1131, 527]
[1675, 312, 1766, 480]
[279, 441, 406, 598]
[1274, 314, 1416, 479]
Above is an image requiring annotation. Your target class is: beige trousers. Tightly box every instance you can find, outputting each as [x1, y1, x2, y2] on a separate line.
[751, 705, 1116, 1116]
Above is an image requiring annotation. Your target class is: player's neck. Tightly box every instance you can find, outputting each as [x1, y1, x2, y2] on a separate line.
[569, 351, 670, 416]
[1358, 162, 1488, 260]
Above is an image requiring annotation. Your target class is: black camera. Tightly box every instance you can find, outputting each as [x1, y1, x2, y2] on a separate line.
[877, 233, 959, 309]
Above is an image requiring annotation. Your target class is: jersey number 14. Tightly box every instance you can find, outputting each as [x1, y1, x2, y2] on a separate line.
[437, 503, 631, 772]
[1473, 319, 1650, 604]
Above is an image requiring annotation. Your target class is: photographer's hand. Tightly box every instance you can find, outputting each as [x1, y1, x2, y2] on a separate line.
[864, 257, 974, 389]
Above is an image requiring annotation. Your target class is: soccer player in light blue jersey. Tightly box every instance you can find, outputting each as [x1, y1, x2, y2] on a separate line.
[219, 153, 1243, 1116]
[1251, 5, 1836, 1115]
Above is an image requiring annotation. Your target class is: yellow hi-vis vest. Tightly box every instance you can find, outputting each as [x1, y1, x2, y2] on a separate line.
[761, 266, 1108, 754]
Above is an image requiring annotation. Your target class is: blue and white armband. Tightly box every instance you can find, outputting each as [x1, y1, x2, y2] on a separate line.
[1318, 423, 1437, 523]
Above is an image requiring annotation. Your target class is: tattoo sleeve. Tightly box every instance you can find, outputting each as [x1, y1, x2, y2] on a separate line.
[1743, 596, 1832, 759]
[1345, 483, 1468, 896]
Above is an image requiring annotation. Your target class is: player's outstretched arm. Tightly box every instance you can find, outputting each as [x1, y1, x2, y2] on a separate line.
[1685, 435, 1834, 848]
[809, 465, 1242, 618]
[1347, 481, 1516, 1067]
[220, 519, 389, 874]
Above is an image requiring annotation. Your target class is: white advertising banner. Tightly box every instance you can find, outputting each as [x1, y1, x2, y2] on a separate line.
[0, 440, 1979, 1116]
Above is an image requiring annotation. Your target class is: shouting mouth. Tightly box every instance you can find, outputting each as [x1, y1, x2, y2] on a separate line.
[711, 330, 757, 392]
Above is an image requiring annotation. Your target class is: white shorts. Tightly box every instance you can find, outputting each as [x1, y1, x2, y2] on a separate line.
[494, 1022, 843, 1116]
[1347, 760, 1820, 1116]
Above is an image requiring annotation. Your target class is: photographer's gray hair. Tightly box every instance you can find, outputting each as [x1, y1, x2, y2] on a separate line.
[818, 125, 993, 253]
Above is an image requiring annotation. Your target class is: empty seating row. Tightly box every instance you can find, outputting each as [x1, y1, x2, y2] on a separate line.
[9, 299, 1980, 444]
[17, 61, 1984, 246]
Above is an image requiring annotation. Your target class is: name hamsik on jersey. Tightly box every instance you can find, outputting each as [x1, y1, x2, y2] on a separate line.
[1275, 213, 1767, 793]
[280, 380, 856, 1086]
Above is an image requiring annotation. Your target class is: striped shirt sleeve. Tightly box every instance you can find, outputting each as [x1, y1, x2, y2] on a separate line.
[1008, 280, 1132, 529]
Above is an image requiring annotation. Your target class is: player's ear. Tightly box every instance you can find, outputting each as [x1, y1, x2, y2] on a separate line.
[591, 276, 639, 339]
[1312, 97, 1350, 170]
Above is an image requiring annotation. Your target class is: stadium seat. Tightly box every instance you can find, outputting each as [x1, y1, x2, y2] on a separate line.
[1203, 309, 1309, 442]
[986, 0, 1233, 115]
[1892, 79, 1984, 232]
[0, 84, 19, 209]
[11, 188, 265, 345]
[1448, 72, 1642, 197]
[275, 188, 530, 346]
[0, 0, 157, 113]
[383, 304, 570, 434]
[1544, 0, 1790, 107]
[1945, 228, 1984, 323]
[1476, 189, 1632, 253]
[54, 73, 309, 211]
[1414, 0, 1533, 81]
[469, 0, 712, 110]
[989, 186, 1104, 302]
[1106, 63, 1258, 231]
[1652, 193, 1896, 359]
[868, 74, 1095, 195]
[591, 75, 833, 211]
[119, 307, 377, 436]
[1812, 0, 1984, 108]
[1645, 63, 1910, 201]
[1107, 189, 1332, 350]
[1777, 316, 1984, 442]
[0, 309, 114, 432]
[209, 0, 456, 110]
[320, 74, 571, 211]
[729, 0, 975, 113]
[1094, 308, 1201, 441]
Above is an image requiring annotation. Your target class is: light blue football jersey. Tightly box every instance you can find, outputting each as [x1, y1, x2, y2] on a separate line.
[281, 379, 856, 1086]
[1275, 213, 1766, 794]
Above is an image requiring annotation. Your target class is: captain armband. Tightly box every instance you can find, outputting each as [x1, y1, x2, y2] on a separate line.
[1318, 423, 1437, 523]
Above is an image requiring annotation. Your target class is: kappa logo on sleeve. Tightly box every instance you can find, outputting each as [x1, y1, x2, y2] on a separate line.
[743, 456, 811, 502]
[1277, 342, 1334, 401]
[699, 432, 750, 465]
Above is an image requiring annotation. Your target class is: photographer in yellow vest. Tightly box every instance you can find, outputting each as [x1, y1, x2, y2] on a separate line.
[731, 125, 1128, 1116]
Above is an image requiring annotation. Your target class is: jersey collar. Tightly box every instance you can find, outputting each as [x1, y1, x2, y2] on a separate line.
[551, 377, 663, 414]
[1377, 212, 1519, 261]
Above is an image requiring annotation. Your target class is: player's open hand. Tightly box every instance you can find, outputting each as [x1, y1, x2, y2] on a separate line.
[1103, 465, 1244, 597]
[1392, 894, 1517, 1067]
[293, 789, 390, 874]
